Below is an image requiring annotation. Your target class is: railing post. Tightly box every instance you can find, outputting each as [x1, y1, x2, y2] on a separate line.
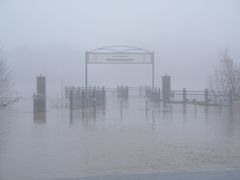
[229, 89, 233, 107]
[183, 88, 187, 104]
[158, 88, 161, 102]
[69, 90, 73, 120]
[204, 88, 209, 106]
[82, 90, 85, 108]
[70, 90, 73, 111]
[102, 86, 105, 105]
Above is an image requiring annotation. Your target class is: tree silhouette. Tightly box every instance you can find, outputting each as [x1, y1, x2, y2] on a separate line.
[0, 52, 12, 106]
[209, 50, 240, 100]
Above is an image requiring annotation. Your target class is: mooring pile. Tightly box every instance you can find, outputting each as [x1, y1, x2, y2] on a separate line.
[65, 86, 105, 110]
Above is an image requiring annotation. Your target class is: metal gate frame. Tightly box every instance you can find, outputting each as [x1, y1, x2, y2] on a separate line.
[85, 46, 155, 88]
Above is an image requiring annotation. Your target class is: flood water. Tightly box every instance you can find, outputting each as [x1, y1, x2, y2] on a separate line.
[0, 94, 240, 180]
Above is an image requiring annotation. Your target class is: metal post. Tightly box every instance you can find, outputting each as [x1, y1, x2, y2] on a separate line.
[152, 52, 154, 88]
[120, 99, 123, 120]
[70, 92, 73, 121]
[146, 99, 148, 111]
[183, 88, 187, 104]
[158, 88, 161, 103]
[102, 86, 105, 105]
[85, 51, 88, 88]
[145, 99, 148, 120]
[194, 100, 197, 118]
[82, 90, 84, 108]
[204, 88, 209, 106]
[229, 89, 233, 107]
[70, 90, 73, 111]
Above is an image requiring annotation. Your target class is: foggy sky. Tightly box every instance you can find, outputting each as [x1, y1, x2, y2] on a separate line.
[0, 0, 240, 97]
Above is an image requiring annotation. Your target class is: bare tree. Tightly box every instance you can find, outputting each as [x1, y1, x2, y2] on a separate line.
[209, 50, 240, 100]
[0, 52, 12, 106]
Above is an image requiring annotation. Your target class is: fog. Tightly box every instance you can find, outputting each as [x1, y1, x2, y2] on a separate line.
[1, 1, 240, 179]
[0, 0, 240, 96]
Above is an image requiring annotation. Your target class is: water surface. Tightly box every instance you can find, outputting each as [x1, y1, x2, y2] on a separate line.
[0, 95, 240, 179]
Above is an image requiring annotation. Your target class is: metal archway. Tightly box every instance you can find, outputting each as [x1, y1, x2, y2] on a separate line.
[85, 46, 154, 88]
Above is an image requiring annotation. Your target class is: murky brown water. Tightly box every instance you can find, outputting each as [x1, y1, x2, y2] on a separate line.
[0, 95, 240, 179]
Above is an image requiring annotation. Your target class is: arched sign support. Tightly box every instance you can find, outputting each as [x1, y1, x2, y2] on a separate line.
[85, 46, 154, 88]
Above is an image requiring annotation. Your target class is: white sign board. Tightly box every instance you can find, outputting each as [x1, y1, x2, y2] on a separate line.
[87, 53, 153, 64]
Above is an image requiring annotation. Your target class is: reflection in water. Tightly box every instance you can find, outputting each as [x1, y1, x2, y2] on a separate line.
[162, 103, 172, 120]
[145, 100, 149, 120]
[151, 108, 155, 130]
[69, 106, 105, 127]
[194, 103, 197, 119]
[183, 104, 187, 120]
[1, 96, 240, 180]
[226, 107, 236, 137]
[120, 99, 123, 120]
[33, 96, 46, 123]
[204, 106, 209, 120]
[33, 112, 46, 123]
[33, 75, 46, 123]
